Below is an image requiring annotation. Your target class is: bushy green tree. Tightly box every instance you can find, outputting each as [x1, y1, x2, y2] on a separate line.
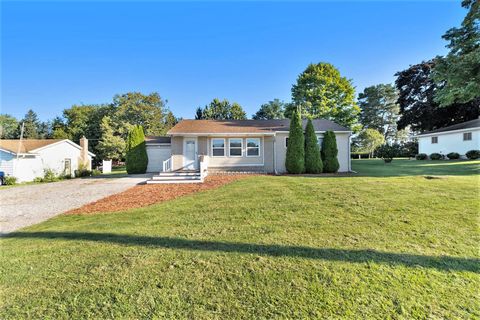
[433, 0, 480, 106]
[126, 125, 148, 174]
[285, 109, 305, 174]
[253, 99, 286, 120]
[291, 62, 361, 130]
[321, 131, 340, 173]
[0, 114, 19, 139]
[196, 98, 247, 120]
[97, 116, 126, 161]
[304, 118, 323, 173]
[353, 129, 385, 158]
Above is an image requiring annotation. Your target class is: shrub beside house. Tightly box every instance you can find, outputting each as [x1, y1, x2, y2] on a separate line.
[126, 125, 148, 174]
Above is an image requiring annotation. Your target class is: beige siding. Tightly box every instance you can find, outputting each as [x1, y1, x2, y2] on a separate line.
[171, 136, 183, 171]
[275, 132, 351, 173]
[263, 136, 275, 173]
[198, 136, 208, 155]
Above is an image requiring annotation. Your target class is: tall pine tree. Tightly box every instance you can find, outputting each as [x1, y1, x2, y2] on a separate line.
[321, 131, 340, 173]
[285, 109, 305, 174]
[304, 119, 323, 173]
[126, 125, 148, 174]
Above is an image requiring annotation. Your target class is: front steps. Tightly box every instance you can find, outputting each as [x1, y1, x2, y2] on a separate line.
[146, 171, 203, 184]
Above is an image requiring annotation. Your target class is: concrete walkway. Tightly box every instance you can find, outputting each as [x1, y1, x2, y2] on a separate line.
[0, 174, 151, 234]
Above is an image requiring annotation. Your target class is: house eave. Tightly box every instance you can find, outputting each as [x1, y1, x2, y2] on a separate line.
[415, 127, 480, 138]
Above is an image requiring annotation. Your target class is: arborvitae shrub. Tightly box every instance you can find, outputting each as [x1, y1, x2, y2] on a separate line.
[126, 125, 148, 174]
[285, 109, 305, 174]
[304, 118, 323, 173]
[321, 130, 340, 173]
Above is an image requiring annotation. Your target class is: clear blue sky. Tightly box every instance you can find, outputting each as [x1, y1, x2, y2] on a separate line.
[1, 1, 466, 121]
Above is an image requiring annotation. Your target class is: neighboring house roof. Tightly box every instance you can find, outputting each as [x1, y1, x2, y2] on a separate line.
[0, 139, 95, 156]
[418, 118, 480, 136]
[167, 119, 350, 135]
[145, 136, 171, 144]
[0, 139, 63, 154]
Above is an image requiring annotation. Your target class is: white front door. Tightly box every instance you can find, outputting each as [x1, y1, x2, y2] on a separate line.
[183, 138, 198, 170]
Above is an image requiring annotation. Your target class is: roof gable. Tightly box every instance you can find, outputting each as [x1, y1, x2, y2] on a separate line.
[0, 139, 64, 154]
[419, 118, 480, 135]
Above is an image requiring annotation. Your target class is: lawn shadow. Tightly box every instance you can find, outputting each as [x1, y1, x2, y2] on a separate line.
[5, 231, 479, 273]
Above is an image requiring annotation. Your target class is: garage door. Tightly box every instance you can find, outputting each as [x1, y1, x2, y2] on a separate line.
[146, 145, 171, 172]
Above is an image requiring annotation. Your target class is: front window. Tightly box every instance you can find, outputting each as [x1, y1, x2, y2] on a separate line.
[431, 136, 438, 144]
[229, 138, 243, 157]
[463, 132, 472, 141]
[246, 138, 260, 157]
[212, 139, 225, 157]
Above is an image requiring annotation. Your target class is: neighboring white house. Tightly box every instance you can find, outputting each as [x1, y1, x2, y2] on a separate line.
[416, 118, 480, 157]
[0, 137, 94, 182]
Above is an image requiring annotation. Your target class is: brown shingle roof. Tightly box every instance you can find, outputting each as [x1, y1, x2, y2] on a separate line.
[419, 118, 480, 135]
[0, 139, 64, 154]
[145, 136, 171, 144]
[168, 119, 350, 135]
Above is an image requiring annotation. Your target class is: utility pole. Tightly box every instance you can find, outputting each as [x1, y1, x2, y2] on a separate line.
[16, 122, 25, 159]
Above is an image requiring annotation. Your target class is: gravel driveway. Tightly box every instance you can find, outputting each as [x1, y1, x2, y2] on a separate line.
[0, 175, 151, 234]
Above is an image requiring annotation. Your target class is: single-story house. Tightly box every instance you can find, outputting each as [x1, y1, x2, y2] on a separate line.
[0, 137, 94, 182]
[416, 118, 479, 157]
[145, 119, 351, 181]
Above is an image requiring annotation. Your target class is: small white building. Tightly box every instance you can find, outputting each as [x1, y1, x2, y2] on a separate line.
[0, 137, 95, 182]
[417, 118, 479, 157]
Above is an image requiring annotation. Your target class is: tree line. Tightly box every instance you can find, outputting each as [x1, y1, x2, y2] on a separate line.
[1, 1, 477, 161]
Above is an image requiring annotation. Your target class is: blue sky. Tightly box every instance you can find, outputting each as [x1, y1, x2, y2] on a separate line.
[1, 1, 466, 121]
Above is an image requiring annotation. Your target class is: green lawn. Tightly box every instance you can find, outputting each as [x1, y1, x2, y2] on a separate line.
[1, 160, 479, 318]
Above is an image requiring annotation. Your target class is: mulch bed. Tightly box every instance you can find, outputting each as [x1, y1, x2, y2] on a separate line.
[66, 175, 254, 215]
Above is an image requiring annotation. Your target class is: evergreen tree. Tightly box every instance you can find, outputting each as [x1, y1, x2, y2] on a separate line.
[304, 118, 323, 173]
[164, 111, 178, 130]
[195, 107, 204, 119]
[285, 109, 305, 174]
[126, 125, 148, 174]
[18, 109, 40, 138]
[321, 131, 340, 173]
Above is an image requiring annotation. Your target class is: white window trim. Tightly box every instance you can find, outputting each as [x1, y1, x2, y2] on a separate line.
[246, 138, 261, 157]
[211, 138, 226, 157]
[228, 138, 243, 157]
[284, 137, 288, 148]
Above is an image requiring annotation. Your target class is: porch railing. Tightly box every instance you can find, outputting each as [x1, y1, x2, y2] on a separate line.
[162, 157, 172, 172]
[199, 155, 209, 180]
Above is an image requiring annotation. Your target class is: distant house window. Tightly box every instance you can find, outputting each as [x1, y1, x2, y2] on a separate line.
[285, 137, 288, 148]
[229, 138, 243, 157]
[212, 138, 225, 157]
[463, 132, 472, 141]
[431, 136, 438, 144]
[246, 138, 260, 157]
[316, 135, 323, 149]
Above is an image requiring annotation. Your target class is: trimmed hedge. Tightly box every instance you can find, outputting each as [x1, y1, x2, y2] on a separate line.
[430, 153, 444, 160]
[416, 153, 428, 160]
[126, 125, 148, 174]
[447, 152, 460, 160]
[321, 130, 340, 173]
[466, 150, 480, 160]
[285, 109, 305, 174]
[304, 118, 323, 173]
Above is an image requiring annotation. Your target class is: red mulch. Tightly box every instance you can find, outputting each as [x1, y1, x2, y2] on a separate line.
[66, 175, 254, 215]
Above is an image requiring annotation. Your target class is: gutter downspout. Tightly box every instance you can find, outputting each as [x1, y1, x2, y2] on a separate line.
[348, 132, 352, 172]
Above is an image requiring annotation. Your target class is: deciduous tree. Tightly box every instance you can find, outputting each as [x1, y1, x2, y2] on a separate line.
[433, 0, 480, 106]
[353, 129, 385, 158]
[291, 63, 361, 130]
[395, 61, 479, 132]
[253, 99, 286, 120]
[197, 99, 247, 120]
[97, 116, 126, 161]
[0, 114, 19, 139]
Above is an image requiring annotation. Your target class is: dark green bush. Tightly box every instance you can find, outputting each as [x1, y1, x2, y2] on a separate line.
[447, 152, 460, 160]
[285, 109, 305, 174]
[74, 169, 92, 177]
[304, 118, 323, 173]
[416, 153, 428, 160]
[430, 153, 444, 160]
[321, 131, 340, 173]
[376, 144, 395, 163]
[466, 150, 480, 160]
[126, 125, 148, 174]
